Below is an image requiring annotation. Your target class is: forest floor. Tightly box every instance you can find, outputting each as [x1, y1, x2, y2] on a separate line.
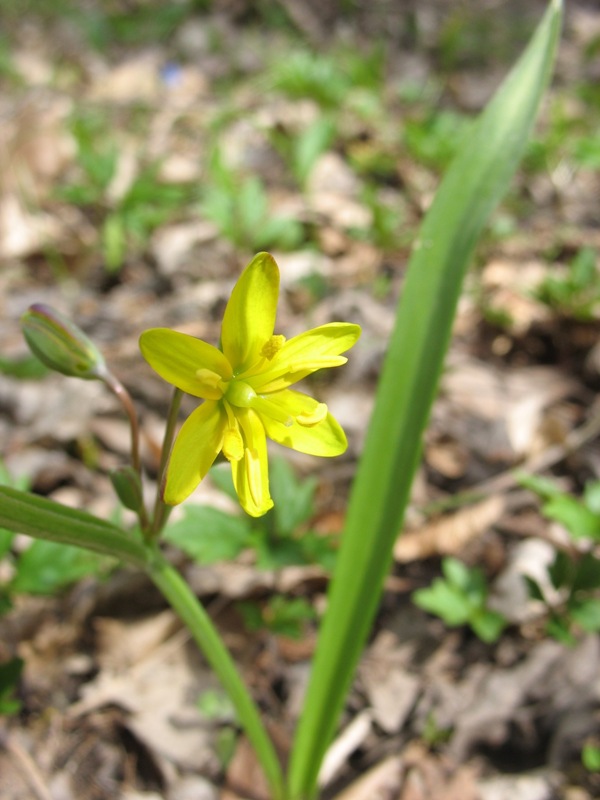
[1, 2, 600, 799]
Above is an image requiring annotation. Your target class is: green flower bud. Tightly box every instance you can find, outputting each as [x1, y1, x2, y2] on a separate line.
[109, 466, 145, 512]
[21, 304, 107, 380]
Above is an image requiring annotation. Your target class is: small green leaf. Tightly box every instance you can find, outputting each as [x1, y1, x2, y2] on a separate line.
[240, 596, 317, 640]
[546, 613, 575, 646]
[515, 471, 564, 500]
[542, 495, 600, 540]
[197, 689, 236, 722]
[269, 456, 317, 537]
[162, 505, 252, 565]
[11, 539, 110, 595]
[548, 549, 575, 590]
[569, 597, 600, 632]
[102, 213, 127, 273]
[471, 609, 506, 643]
[413, 580, 471, 626]
[442, 557, 474, 592]
[524, 574, 546, 602]
[0, 354, 48, 379]
[582, 743, 600, 772]
[584, 480, 600, 515]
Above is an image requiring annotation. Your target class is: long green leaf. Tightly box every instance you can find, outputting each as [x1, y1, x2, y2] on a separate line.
[0, 486, 147, 568]
[288, 2, 563, 797]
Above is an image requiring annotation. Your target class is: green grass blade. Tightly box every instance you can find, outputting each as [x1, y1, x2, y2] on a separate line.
[287, 2, 563, 797]
[0, 485, 147, 568]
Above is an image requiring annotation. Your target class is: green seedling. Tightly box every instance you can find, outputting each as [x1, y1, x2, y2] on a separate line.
[59, 113, 193, 272]
[524, 89, 598, 174]
[572, 134, 600, 170]
[533, 247, 600, 321]
[268, 50, 351, 110]
[270, 116, 337, 189]
[518, 472, 600, 645]
[239, 595, 317, 640]
[75, 2, 193, 51]
[200, 149, 303, 251]
[403, 109, 473, 171]
[421, 711, 453, 748]
[582, 741, 600, 772]
[267, 42, 385, 115]
[412, 557, 507, 643]
[350, 184, 405, 252]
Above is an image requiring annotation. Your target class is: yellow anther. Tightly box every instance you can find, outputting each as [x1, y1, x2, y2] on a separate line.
[261, 335, 286, 360]
[297, 402, 328, 427]
[195, 368, 227, 395]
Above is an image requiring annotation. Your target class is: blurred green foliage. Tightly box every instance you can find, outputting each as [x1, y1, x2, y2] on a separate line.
[518, 473, 600, 646]
[413, 556, 507, 643]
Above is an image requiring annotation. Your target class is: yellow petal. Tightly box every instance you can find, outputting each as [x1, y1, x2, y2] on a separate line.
[251, 322, 361, 392]
[221, 253, 279, 373]
[163, 401, 226, 504]
[140, 329, 232, 399]
[230, 408, 273, 517]
[260, 389, 348, 456]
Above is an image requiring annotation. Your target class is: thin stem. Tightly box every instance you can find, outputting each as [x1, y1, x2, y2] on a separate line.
[150, 387, 183, 538]
[147, 548, 285, 800]
[102, 371, 150, 532]
[102, 372, 142, 474]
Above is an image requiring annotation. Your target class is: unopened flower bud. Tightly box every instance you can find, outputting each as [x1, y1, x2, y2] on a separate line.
[21, 304, 107, 380]
[109, 466, 145, 512]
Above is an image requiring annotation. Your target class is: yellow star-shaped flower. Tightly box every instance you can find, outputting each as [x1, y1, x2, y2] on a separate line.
[140, 252, 360, 517]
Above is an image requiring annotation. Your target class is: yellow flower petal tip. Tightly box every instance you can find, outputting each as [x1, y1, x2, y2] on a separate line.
[140, 253, 360, 517]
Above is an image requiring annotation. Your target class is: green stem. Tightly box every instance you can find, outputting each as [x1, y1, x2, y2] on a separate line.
[102, 371, 150, 531]
[102, 372, 142, 474]
[150, 387, 183, 538]
[146, 548, 285, 800]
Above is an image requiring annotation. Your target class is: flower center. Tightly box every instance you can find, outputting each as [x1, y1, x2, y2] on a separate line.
[225, 380, 256, 408]
[194, 368, 229, 399]
[225, 380, 292, 427]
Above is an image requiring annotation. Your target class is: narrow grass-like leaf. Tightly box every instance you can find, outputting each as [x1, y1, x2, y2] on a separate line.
[0, 486, 147, 568]
[288, 3, 562, 797]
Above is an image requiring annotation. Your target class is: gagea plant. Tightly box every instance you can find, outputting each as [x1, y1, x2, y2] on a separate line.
[0, 3, 562, 797]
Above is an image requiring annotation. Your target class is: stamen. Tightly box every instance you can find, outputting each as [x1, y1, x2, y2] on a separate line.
[297, 402, 328, 427]
[261, 334, 286, 360]
[195, 368, 227, 397]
